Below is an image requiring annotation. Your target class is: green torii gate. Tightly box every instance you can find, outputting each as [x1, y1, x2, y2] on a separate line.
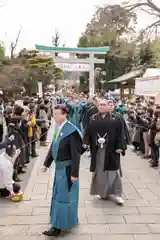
[35, 44, 110, 95]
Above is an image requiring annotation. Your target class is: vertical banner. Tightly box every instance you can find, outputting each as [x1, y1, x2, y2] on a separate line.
[89, 53, 95, 96]
[38, 81, 43, 97]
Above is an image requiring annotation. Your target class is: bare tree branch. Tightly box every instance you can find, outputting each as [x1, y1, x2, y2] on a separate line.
[0, 0, 5, 8]
[140, 7, 160, 17]
[125, 0, 160, 14]
[62, 40, 66, 47]
[125, 2, 149, 11]
[52, 29, 60, 47]
[10, 26, 22, 59]
[147, 0, 160, 14]
[139, 19, 160, 38]
[124, 0, 160, 39]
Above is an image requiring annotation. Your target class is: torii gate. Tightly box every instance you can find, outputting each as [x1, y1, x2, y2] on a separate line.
[35, 45, 110, 96]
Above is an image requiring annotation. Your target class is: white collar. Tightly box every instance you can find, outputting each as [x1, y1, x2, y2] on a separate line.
[58, 119, 67, 131]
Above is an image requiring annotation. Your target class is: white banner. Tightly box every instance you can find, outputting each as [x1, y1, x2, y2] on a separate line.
[55, 63, 90, 72]
[135, 77, 160, 96]
[38, 81, 43, 97]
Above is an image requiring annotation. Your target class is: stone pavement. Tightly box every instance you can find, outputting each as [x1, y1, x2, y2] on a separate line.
[1, 143, 160, 240]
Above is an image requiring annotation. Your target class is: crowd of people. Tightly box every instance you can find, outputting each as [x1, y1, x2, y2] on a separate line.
[1, 90, 160, 237]
[42, 93, 130, 237]
[58, 93, 160, 169]
[127, 98, 160, 168]
[0, 95, 53, 199]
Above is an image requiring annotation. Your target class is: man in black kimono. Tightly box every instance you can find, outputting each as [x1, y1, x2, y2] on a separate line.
[83, 98, 124, 205]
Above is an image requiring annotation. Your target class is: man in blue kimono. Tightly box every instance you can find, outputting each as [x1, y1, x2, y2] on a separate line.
[108, 100, 130, 154]
[42, 104, 84, 237]
[64, 98, 82, 130]
[81, 99, 98, 133]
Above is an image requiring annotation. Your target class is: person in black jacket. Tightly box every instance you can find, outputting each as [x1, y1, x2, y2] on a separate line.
[149, 110, 160, 168]
[7, 105, 27, 181]
[81, 100, 98, 132]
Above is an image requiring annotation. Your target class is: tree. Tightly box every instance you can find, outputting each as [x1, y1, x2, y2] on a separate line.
[0, 0, 5, 8]
[52, 29, 60, 47]
[52, 29, 65, 56]
[0, 42, 4, 59]
[124, 0, 160, 38]
[10, 27, 22, 58]
[0, 41, 5, 67]
[21, 50, 63, 95]
[0, 48, 63, 96]
[78, 4, 136, 52]
[0, 63, 26, 97]
[52, 29, 60, 57]
[138, 41, 154, 66]
[78, 4, 137, 84]
[148, 37, 160, 67]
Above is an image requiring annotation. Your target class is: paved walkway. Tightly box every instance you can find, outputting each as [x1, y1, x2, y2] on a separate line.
[1, 139, 160, 239]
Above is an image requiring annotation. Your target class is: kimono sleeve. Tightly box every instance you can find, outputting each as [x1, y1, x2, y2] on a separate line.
[70, 131, 82, 178]
[0, 156, 13, 193]
[115, 118, 123, 150]
[0, 139, 11, 150]
[43, 144, 53, 168]
[83, 116, 93, 145]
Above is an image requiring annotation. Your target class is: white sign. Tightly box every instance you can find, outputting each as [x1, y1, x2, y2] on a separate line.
[135, 77, 160, 96]
[38, 81, 43, 97]
[143, 68, 160, 78]
[55, 63, 90, 72]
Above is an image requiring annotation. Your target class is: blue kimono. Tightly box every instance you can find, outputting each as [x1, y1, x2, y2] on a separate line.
[116, 104, 126, 116]
[65, 100, 82, 130]
[44, 121, 83, 229]
[78, 101, 88, 133]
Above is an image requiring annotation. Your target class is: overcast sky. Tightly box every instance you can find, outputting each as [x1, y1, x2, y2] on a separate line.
[0, 0, 158, 55]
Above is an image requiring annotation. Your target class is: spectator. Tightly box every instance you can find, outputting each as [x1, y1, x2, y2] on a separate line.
[0, 139, 21, 199]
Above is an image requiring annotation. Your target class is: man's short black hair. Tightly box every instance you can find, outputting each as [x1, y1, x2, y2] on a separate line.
[23, 100, 29, 106]
[40, 104, 45, 110]
[44, 99, 49, 105]
[54, 104, 69, 115]
[14, 105, 24, 115]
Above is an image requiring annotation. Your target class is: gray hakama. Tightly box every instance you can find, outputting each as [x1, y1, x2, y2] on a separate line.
[90, 143, 122, 198]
